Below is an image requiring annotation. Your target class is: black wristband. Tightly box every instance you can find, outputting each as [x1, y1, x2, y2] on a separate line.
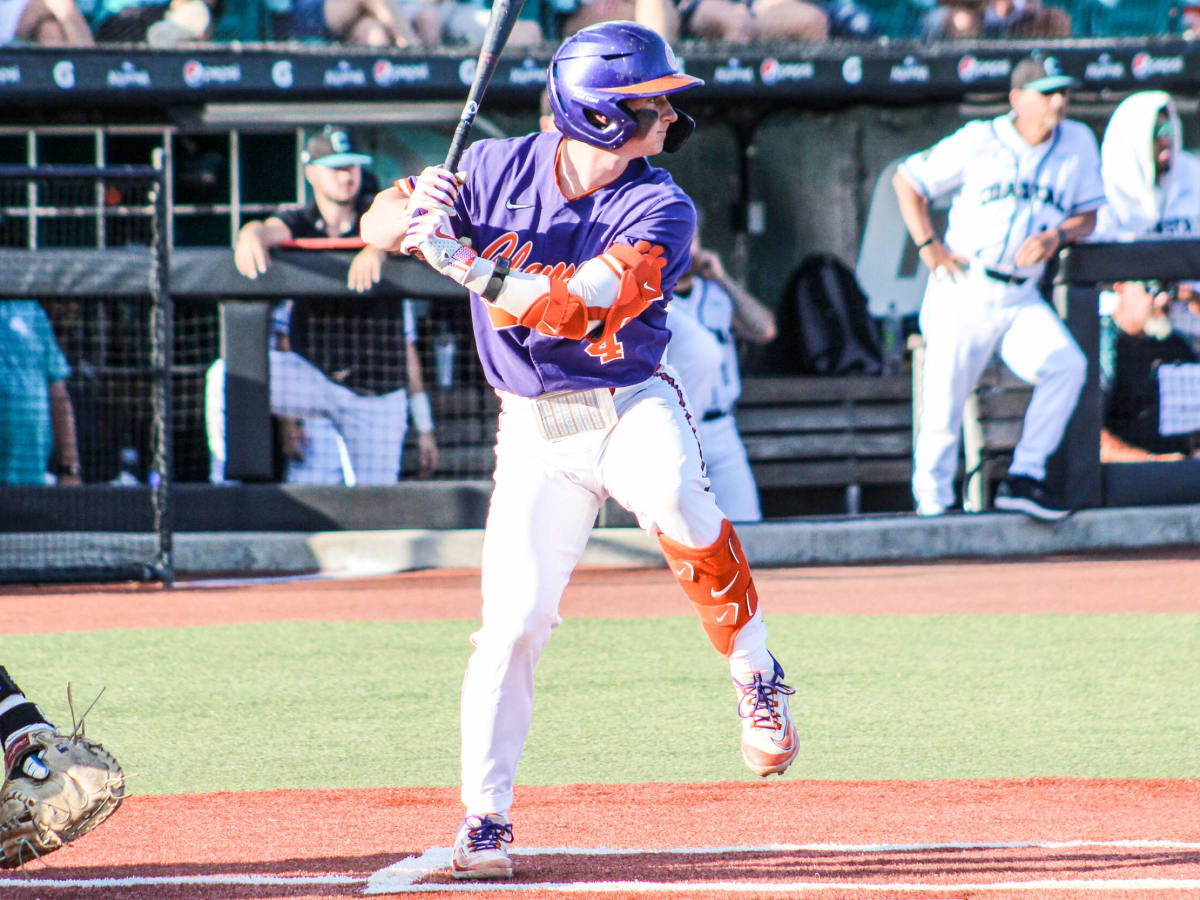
[481, 256, 511, 302]
[1055, 226, 1069, 246]
[916, 236, 937, 251]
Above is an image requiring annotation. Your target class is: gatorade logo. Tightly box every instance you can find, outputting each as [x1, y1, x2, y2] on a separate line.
[53, 60, 75, 90]
[272, 59, 294, 89]
[842, 56, 863, 84]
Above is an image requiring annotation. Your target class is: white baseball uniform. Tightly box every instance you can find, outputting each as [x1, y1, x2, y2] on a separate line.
[899, 113, 1104, 510]
[205, 299, 421, 485]
[440, 130, 780, 818]
[664, 276, 762, 522]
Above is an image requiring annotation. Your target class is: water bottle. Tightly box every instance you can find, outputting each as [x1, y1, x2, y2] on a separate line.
[433, 328, 456, 389]
[112, 446, 140, 485]
[882, 302, 903, 376]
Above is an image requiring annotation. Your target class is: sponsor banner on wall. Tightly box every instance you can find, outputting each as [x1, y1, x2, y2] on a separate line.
[0, 43, 1192, 103]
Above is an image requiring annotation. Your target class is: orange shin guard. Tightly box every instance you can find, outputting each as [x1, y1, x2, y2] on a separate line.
[658, 519, 758, 657]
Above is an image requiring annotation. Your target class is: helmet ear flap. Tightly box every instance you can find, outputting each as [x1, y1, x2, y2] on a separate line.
[664, 109, 696, 153]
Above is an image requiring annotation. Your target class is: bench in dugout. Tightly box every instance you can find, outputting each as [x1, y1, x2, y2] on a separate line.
[737, 374, 914, 515]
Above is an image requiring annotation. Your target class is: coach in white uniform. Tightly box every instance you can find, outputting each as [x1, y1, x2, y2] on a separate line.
[664, 239, 776, 521]
[893, 56, 1103, 520]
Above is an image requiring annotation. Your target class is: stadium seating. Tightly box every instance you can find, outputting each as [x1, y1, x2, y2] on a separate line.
[1070, 0, 1176, 37]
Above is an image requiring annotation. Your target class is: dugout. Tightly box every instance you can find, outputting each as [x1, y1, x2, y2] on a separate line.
[5, 36, 1200, 579]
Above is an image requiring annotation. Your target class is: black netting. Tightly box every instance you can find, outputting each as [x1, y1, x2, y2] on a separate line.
[0, 166, 170, 584]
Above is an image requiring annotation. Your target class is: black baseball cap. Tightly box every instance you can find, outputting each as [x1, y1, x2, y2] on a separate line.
[1011, 57, 1077, 93]
[302, 125, 373, 168]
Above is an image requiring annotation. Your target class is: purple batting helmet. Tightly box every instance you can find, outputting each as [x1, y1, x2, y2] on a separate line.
[547, 21, 703, 151]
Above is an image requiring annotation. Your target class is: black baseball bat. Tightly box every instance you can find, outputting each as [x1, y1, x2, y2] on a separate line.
[444, 0, 526, 171]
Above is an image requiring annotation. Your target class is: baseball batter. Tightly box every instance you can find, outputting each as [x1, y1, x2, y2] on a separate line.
[362, 21, 798, 881]
[893, 56, 1103, 521]
[663, 238, 777, 522]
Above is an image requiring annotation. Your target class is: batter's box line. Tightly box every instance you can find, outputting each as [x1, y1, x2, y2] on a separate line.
[363, 840, 1200, 894]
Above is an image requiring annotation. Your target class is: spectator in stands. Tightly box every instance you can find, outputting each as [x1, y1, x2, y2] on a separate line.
[227, 125, 438, 484]
[663, 234, 776, 522]
[442, 0, 545, 46]
[921, 0, 1070, 39]
[671, 0, 828, 41]
[1100, 281, 1200, 461]
[83, 0, 218, 44]
[559, 0, 680, 40]
[0, 300, 82, 485]
[0, 0, 93, 44]
[1183, 1, 1200, 39]
[323, 0, 440, 45]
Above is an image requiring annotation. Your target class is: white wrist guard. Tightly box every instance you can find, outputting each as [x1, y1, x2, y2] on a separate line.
[409, 391, 434, 432]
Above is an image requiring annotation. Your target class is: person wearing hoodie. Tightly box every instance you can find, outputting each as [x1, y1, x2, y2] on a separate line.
[1096, 91, 1200, 461]
[1097, 90, 1200, 241]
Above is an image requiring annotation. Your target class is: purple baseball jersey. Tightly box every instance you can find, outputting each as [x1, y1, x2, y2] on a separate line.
[454, 130, 696, 397]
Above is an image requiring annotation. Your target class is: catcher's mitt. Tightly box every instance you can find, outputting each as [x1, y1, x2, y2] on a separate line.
[1, 727, 124, 868]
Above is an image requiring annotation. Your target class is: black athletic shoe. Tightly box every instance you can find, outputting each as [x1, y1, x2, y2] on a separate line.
[993, 475, 1070, 522]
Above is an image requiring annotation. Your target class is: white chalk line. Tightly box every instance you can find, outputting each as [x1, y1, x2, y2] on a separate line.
[0, 873, 362, 888]
[1, 840, 1197, 893]
[363, 839, 1200, 895]
[370, 879, 1200, 893]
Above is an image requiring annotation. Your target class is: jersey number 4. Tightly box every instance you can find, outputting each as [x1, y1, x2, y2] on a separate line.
[586, 332, 624, 363]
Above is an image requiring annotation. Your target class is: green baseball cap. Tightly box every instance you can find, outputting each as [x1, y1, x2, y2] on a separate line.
[302, 125, 373, 169]
[1011, 57, 1077, 93]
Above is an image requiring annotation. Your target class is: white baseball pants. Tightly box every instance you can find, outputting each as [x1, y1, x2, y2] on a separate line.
[699, 414, 762, 523]
[268, 349, 409, 485]
[913, 266, 1086, 509]
[282, 416, 348, 485]
[460, 370, 771, 816]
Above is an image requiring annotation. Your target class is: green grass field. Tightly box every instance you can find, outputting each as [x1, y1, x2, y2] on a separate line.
[8, 613, 1198, 795]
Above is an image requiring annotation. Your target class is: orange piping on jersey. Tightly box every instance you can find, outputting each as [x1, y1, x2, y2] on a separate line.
[554, 138, 625, 202]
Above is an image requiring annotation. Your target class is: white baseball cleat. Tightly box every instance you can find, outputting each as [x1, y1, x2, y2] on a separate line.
[734, 656, 799, 777]
[451, 813, 514, 880]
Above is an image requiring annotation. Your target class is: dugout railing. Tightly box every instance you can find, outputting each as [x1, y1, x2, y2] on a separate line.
[8, 235, 1200, 583]
[1055, 237, 1200, 510]
[0, 164, 172, 585]
[6, 245, 499, 546]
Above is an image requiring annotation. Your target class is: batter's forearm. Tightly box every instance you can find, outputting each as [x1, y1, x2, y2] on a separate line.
[361, 188, 412, 252]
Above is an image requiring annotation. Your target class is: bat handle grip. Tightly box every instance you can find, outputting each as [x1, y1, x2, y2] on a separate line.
[444, 125, 470, 172]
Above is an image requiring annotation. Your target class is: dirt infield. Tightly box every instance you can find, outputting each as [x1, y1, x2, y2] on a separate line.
[2, 780, 1198, 898]
[3, 550, 1199, 635]
[2, 553, 1198, 897]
